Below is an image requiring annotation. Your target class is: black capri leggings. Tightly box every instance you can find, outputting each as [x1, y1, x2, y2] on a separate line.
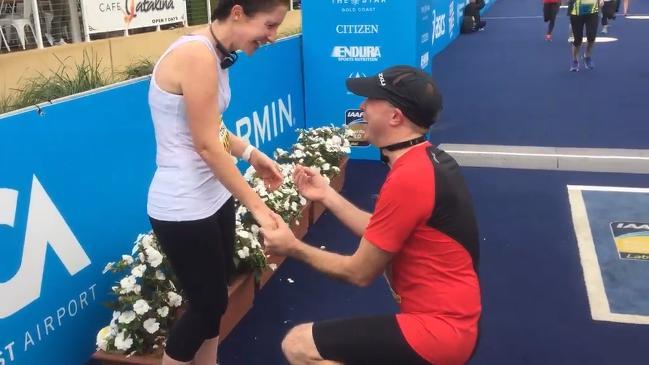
[149, 197, 236, 362]
[570, 13, 599, 47]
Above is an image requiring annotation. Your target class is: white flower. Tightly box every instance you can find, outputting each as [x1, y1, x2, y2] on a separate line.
[293, 150, 306, 158]
[96, 326, 112, 351]
[145, 247, 163, 268]
[237, 246, 250, 259]
[118, 311, 136, 324]
[133, 284, 141, 295]
[155, 270, 166, 280]
[250, 236, 262, 249]
[143, 318, 160, 334]
[131, 264, 147, 278]
[133, 299, 150, 315]
[114, 330, 133, 352]
[237, 230, 252, 240]
[250, 224, 260, 236]
[322, 163, 331, 171]
[331, 135, 343, 146]
[102, 262, 114, 274]
[119, 276, 137, 292]
[121, 255, 134, 265]
[138, 252, 145, 262]
[300, 196, 307, 206]
[141, 234, 154, 249]
[167, 291, 183, 307]
[157, 306, 169, 318]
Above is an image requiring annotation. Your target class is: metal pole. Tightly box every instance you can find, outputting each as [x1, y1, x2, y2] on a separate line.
[30, 0, 44, 48]
[290, 1, 294, 11]
[206, 0, 211, 23]
[70, 0, 84, 42]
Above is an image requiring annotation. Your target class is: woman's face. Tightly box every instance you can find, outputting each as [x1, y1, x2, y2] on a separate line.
[233, 5, 288, 56]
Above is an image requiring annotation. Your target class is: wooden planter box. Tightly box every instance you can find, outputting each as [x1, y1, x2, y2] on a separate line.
[91, 350, 161, 365]
[310, 157, 348, 225]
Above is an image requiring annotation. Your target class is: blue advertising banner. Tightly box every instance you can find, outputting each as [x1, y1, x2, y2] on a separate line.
[0, 35, 304, 365]
[303, 0, 496, 160]
[303, 0, 433, 160]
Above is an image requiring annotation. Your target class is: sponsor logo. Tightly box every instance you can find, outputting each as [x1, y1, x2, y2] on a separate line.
[331, 46, 381, 62]
[235, 95, 296, 147]
[420, 51, 430, 69]
[345, 109, 369, 146]
[449, 1, 455, 37]
[0, 176, 91, 319]
[610, 221, 649, 261]
[431, 10, 447, 46]
[335, 24, 380, 34]
[378, 72, 386, 86]
[331, 0, 387, 13]
[421, 32, 430, 43]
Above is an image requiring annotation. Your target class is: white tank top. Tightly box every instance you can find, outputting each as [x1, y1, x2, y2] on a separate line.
[147, 35, 233, 221]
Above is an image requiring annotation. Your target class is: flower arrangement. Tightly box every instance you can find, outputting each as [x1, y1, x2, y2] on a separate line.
[96, 126, 352, 357]
[96, 233, 184, 356]
[274, 125, 353, 181]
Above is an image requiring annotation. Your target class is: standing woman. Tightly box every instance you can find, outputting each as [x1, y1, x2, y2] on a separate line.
[568, 0, 602, 71]
[146, 1, 288, 364]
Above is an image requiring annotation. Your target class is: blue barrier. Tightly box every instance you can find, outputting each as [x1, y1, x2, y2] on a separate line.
[0, 35, 304, 365]
[302, 0, 494, 160]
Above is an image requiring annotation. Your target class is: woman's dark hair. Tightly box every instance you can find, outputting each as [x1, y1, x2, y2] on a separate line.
[212, 0, 287, 21]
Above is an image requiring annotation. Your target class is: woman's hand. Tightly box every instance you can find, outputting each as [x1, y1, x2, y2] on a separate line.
[250, 150, 283, 191]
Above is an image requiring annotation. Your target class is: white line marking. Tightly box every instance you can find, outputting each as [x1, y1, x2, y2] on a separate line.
[567, 185, 649, 193]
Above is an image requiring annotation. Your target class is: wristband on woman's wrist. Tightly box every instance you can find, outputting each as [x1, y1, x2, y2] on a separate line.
[242, 144, 257, 162]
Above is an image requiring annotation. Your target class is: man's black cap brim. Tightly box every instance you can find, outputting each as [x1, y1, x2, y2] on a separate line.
[346, 77, 384, 98]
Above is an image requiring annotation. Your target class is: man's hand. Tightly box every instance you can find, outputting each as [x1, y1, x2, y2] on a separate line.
[250, 150, 283, 191]
[293, 165, 331, 202]
[261, 213, 298, 257]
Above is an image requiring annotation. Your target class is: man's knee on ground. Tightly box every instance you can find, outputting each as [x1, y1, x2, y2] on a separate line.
[282, 324, 319, 362]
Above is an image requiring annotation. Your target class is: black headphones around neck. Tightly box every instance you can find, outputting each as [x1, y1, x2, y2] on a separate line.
[209, 24, 238, 69]
[379, 135, 427, 165]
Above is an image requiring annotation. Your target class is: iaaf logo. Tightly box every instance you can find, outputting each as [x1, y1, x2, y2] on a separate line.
[431, 10, 447, 46]
[332, 46, 381, 62]
[0, 176, 91, 319]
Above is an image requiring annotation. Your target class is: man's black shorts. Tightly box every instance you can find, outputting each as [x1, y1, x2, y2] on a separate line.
[312, 315, 431, 365]
[544, 2, 561, 22]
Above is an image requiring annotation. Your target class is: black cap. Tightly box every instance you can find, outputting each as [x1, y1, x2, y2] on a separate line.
[346, 65, 443, 128]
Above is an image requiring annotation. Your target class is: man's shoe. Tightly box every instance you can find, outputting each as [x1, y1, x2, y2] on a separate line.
[584, 56, 594, 70]
[570, 60, 579, 72]
[545, 34, 552, 42]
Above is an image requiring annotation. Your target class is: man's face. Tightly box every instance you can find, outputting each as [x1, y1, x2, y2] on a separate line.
[360, 98, 397, 146]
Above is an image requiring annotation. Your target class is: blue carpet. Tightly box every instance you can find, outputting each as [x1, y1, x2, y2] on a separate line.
[430, 0, 649, 149]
